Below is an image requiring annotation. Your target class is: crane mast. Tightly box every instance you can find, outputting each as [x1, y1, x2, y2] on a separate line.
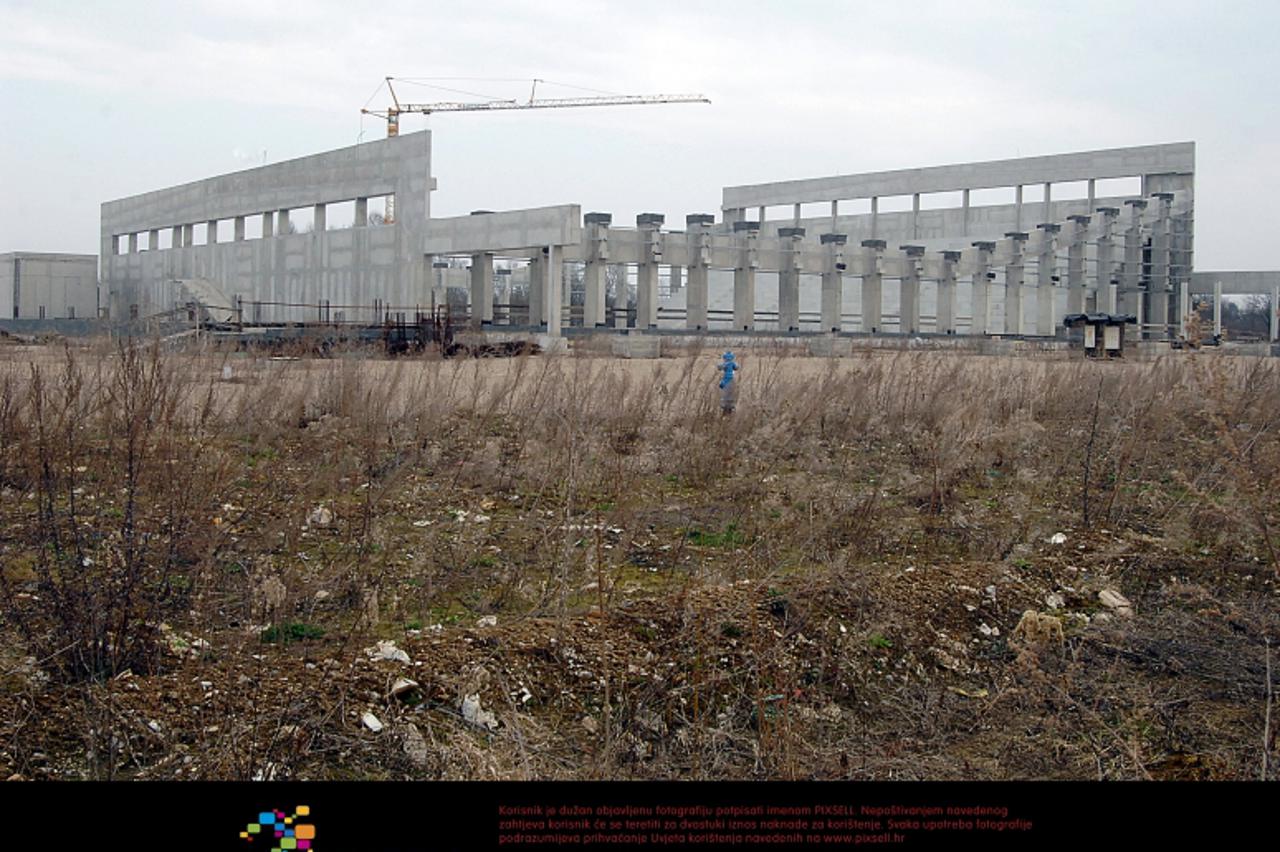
[361, 77, 710, 222]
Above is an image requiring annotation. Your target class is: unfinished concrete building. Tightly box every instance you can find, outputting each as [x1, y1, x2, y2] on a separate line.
[101, 136, 1226, 343]
[0, 252, 99, 320]
[101, 132, 433, 322]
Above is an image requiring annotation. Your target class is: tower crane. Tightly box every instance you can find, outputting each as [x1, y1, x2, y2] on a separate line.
[360, 77, 710, 222]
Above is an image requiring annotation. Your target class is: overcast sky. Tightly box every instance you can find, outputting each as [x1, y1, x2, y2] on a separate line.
[2, 0, 1277, 269]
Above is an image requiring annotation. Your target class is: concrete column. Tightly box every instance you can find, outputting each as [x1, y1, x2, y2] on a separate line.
[635, 213, 664, 330]
[183, 224, 195, 246]
[1035, 223, 1060, 336]
[723, 207, 746, 227]
[938, 250, 960, 334]
[778, 226, 805, 332]
[757, 206, 765, 225]
[495, 269, 512, 325]
[1213, 280, 1223, 337]
[544, 245, 562, 337]
[792, 203, 801, 226]
[829, 200, 839, 233]
[1272, 285, 1280, 343]
[1066, 216, 1089, 315]
[1121, 199, 1147, 326]
[899, 245, 924, 334]
[1014, 185, 1023, 232]
[470, 252, 494, 328]
[911, 193, 920, 240]
[527, 255, 544, 328]
[733, 221, 760, 331]
[148, 229, 159, 251]
[207, 220, 218, 244]
[1094, 207, 1118, 312]
[1179, 280, 1191, 340]
[962, 189, 971, 237]
[1043, 181, 1052, 224]
[610, 263, 629, 328]
[262, 212, 274, 239]
[234, 216, 246, 241]
[1149, 193, 1174, 340]
[127, 233, 138, 254]
[685, 214, 715, 331]
[313, 204, 326, 234]
[277, 210, 290, 236]
[820, 233, 848, 333]
[669, 266, 683, 294]
[355, 198, 368, 227]
[970, 241, 994, 336]
[1004, 231, 1029, 335]
[1087, 178, 1096, 212]
[860, 239, 885, 334]
[584, 212, 611, 328]
[870, 197, 879, 240]
[172, 226, 183, 248]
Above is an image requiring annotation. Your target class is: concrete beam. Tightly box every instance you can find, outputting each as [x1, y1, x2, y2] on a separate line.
[424, 205, 582, 254]
[722, 142, 1195, 209]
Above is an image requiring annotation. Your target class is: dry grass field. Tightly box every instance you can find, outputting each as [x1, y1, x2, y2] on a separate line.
[0, 338, 1277, 781]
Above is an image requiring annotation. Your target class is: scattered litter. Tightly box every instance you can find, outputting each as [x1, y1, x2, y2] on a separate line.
[389, 677, 420, 700]
[1098, 589, 1133, 616]
[307, 506, 334, 528]
[412, 519, 433, 528]
[1045, 592, 1065, 610]
[461, 694, 499, 730]
[978, 623, 1000, 638]
[947, 686, 989, 699]
[475, 615, 498, 628]
[361, 712, 384, 733]
[365, 640, 411, 664]
[1048, 532, 1067, 545]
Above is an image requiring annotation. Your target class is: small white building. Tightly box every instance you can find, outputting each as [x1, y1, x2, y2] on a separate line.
[0, 252, 99, 320]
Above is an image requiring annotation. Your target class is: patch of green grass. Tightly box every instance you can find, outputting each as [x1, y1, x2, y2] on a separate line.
[404, 618, 423, 631]
[1013, 557, 1032, 570]
[260, 622, 326, 643]
[867, 633, 892, 650]
[686, 523, 747, 548]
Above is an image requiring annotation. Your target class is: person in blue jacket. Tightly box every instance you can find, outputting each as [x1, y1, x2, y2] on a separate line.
[716, 351, 739, 413]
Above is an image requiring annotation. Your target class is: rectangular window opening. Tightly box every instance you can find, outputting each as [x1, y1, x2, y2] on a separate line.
[326, 200, 356, 230]
[798, 201, 828, 220]
[1053, 180, 1090, 201]
[876, 194, 913, 213]
[919, 190, 964, 211]
[290, 207, 315, 235]
[969, 186, 1017, 207]
[1095, 176, 1142, 198]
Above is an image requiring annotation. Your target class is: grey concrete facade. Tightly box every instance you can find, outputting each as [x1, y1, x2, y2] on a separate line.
[0, 252, 98, 320]
[101, 131, 433, 321]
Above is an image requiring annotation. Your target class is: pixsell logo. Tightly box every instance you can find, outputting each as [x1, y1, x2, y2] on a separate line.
[239, 806, 316, 851]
